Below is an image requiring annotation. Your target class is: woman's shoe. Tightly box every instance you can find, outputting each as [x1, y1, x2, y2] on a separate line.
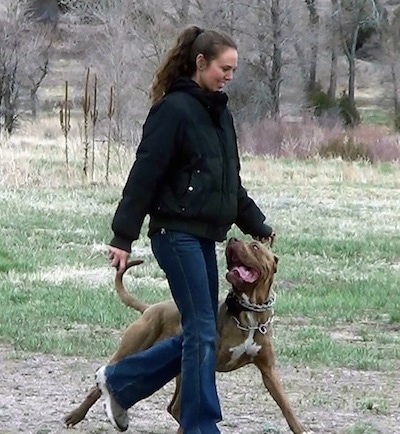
[95, 365, 129, 432]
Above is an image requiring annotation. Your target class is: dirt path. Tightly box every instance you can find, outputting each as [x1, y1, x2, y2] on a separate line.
[0, 345, 399, 434]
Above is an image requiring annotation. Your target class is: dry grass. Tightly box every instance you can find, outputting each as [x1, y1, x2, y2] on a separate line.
[2, 117, 400, 190]
[0, 117, 135, 187]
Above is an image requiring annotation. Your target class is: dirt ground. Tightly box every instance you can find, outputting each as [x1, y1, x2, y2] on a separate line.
[0, 345, 399, 434]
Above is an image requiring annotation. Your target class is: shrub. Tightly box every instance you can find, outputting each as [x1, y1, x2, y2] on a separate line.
[319, 135, 372, 162]
[309, 88, 335, 118]
[238, 118, 400, 162]
[338, 92, 361, 127]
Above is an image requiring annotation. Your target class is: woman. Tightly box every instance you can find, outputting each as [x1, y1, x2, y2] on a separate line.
[96, 25, 274, 434]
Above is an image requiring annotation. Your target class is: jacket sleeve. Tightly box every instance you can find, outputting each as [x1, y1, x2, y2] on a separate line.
[235, 180, 273, 239]
[110, 99, 184, 252]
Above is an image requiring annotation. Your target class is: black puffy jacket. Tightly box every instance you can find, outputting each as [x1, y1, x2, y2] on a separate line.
[110, 77, 272, 252]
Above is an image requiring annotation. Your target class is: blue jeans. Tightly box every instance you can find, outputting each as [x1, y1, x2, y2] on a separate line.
[105, 230, 222, 434]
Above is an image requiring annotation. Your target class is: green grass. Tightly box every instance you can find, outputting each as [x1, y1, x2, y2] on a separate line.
[0, 246, 31, 272]
[0, 157, 399, 372]
[360, 108, 393, 127]
[276, 326, 399, 370]
[343, 424, 381, 434]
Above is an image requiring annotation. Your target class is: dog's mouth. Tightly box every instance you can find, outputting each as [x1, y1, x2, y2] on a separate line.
[226, 244, 260, 285]
[228, 264, 259, 283]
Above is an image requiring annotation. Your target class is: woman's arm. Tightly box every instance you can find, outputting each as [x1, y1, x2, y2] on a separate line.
[110, 99, 185, 252]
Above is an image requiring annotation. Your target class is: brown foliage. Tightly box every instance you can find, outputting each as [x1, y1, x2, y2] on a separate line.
[238, 118, 400, 162]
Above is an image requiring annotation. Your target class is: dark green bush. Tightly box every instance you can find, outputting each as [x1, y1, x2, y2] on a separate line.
[338, 92, 361, 127]
[309, 88, 335, 117]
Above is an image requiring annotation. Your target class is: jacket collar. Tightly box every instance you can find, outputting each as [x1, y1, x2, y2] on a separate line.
[167, 77, 228, 124]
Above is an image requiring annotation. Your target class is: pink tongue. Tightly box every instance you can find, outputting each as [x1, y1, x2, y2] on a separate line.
[232, 266, 259, 283]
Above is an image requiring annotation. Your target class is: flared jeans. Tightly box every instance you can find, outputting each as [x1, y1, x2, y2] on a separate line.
[105, 230, 222, 433]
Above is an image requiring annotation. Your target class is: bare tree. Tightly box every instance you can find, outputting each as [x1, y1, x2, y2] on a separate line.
[0, 2, 53, 133]
[165, 0, 191, 25]
[194, 0, 239, 35]
[64, 0, 203, 146]
[53, 0, 393, 141]
[381, 5, 400, 130]
[269, 0, 283, 116]
[335, 0, 383, 125]
[304, 0, 320, 96]
[0, 6, 22, 133]
[25, 0, 61, 26]
[328, 0, 339, 101]
[221, 0, 285, 121]
[25, 32, 52, 118]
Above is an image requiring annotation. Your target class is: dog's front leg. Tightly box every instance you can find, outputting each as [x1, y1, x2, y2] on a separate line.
[255, 348, 310, 434]
[64, 386, 101, 427]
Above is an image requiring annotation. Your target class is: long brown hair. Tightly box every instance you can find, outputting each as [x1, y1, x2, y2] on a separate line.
[150, 26, 237, 104]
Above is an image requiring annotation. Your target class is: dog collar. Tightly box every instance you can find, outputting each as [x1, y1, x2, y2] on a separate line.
[225, 289, 276, 317]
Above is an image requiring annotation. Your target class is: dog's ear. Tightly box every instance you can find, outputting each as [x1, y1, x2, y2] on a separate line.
[273, 255, 279, 273]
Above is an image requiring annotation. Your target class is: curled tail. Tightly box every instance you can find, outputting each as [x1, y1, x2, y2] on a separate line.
[114, 259, 149, 314]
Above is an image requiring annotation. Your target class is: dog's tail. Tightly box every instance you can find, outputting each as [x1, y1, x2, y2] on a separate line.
[114, 259, 149, 314]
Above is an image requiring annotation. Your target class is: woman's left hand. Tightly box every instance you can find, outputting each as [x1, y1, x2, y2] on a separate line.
[253, 232, 276, 247]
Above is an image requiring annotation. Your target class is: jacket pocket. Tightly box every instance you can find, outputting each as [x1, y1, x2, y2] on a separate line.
[178, 169, 206, 214]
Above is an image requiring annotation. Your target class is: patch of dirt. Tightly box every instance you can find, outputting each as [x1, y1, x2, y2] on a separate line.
[0, 345, 399, 434]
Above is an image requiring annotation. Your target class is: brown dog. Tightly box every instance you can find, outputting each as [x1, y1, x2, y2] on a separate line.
[65, 238, 311, 433]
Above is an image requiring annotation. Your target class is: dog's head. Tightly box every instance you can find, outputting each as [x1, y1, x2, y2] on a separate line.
[225, 237, 278, 303]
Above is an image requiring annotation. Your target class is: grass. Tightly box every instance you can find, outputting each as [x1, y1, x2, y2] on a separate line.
[343, 424, 381, 434]
[0, 120, 399, 372]
[360, 107, 393, 127]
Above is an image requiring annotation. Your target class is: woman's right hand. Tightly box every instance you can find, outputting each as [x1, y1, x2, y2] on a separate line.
[108, 246, 130, 271]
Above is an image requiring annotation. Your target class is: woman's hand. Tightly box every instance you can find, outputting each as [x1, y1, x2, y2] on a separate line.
[108, 246, 130, 271]
[253, 232, 276, 247]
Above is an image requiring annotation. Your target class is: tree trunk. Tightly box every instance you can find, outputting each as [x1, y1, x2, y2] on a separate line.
[228, 0, 236, 35]
[328, 47, 338, 101]
[3, 74, 15, 133]
[29, 57, 49, 119]
[270, 0, 282, 117]
[177, 0, 190, 23]
[338, 1, 361, 127]
[348, 56, 356, 107]
[305, 0, 320, 95]
[390, 63, 400, 130]
[30, 89, 37, 119]
[328, 0, 339, 101]
[347, 25, 360, 125]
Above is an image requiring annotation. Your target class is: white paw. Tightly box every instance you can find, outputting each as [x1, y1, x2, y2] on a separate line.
[301, 431, 314, 434]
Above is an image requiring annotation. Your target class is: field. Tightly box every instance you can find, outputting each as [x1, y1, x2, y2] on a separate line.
[0, 120, 400, 433]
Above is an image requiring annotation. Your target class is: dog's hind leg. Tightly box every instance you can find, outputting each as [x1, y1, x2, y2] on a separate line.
[167, 375, 183, 433]
[167, 375, 182, 421]
[64, 318, 154, 427]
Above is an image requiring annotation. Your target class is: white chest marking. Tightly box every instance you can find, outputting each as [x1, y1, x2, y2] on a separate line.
[229, 313, 262, 361]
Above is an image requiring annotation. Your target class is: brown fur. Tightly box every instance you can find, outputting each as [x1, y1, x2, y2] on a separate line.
[64, 239, 309, 434]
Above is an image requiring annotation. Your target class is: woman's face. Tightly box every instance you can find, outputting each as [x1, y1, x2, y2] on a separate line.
[193, 47, 238, 92]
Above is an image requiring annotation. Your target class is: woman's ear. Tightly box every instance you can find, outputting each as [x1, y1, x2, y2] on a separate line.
[196, 53, 207, 71]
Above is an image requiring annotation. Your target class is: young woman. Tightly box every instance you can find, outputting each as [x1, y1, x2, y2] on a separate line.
[96, 25, 275, 434]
